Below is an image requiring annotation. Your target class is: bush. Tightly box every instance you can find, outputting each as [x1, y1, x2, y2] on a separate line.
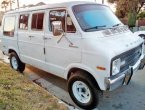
[137, 11, 145, 20]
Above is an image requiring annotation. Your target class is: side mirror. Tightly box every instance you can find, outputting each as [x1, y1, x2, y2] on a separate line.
[52, 21, 63, 36]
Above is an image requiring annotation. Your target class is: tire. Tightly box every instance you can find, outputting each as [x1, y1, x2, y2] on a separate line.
[68, 70, 100, 110]
[10, 52, 25, 73]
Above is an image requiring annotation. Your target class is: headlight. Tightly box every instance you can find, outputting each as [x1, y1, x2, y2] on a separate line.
[112, 58, 121, 75]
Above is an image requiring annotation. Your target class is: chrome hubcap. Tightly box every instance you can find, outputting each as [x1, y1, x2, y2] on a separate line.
[11, 57, 18, 70]
[72, 81, 91, 104]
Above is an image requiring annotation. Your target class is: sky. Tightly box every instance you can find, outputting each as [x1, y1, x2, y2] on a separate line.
[0, 0, 115, 11]
[19, 0, 104, 5]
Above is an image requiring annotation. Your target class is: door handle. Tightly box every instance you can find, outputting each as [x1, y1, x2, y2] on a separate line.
[43, 37, 51, 40]
[29, 36, 35, 38]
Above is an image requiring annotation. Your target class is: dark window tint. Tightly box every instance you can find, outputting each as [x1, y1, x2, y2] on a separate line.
[66, 14, 76, 33]
[31, 13, 44, 30]
[19, 14, 29, 30]
[32, 14, 37, 29]
[3, 16, 15, 37]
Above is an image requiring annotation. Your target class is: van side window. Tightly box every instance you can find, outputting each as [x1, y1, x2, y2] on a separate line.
[49, 10, 66, 32]
[31, 13, 44, 30]
[49, 10, 76, 33]
[3, 16, 15, 37]
[19, 14, 29, 30]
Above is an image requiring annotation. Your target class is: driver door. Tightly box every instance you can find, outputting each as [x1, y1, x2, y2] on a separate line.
[44, 9, 82, 78]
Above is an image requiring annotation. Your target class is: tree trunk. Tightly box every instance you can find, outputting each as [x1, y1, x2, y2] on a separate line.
[4, 6, 6, 11]
[17, 0, 19, 9]
[9, 0, 12, 10]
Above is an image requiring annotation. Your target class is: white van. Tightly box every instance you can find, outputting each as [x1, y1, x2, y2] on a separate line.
[0, 1, 145, 109]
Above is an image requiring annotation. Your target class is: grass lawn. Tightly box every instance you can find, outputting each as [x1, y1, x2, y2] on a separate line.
[0, 62, 68, 110]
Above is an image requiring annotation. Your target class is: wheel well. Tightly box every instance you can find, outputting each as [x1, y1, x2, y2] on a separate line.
[139, 34, 145, 37]
[67, 68, 101, 91]
[9, 49, 16, 54]
[8, 49, 19, 58]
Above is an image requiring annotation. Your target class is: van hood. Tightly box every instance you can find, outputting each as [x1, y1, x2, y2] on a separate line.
[82, 30, 144, 58]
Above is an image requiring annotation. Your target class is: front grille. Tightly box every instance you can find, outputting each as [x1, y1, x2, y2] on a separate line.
[120, 44, 142, 73]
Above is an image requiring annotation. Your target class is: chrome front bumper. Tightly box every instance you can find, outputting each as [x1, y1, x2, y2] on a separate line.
[105, 55, 145, 91]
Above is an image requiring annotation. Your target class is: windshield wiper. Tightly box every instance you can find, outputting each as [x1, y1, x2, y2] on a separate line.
[112, 23, 121, 27]
[85, 25, 106, 31]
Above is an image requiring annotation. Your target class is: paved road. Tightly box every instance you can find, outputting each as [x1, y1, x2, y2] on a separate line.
[0, 48, 145, 110]
[24, 65, 145, 110]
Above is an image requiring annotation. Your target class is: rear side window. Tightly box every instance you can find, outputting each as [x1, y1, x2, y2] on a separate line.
[3, 16, 15, 37]
[19, 14, 29, 30]
[31, 13, 44, 30]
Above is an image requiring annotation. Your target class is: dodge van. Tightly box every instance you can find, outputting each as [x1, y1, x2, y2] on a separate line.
[0, 1, 145, 109]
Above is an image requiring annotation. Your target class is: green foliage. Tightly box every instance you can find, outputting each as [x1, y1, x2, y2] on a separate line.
[108, 0, 144, 26]
[128, 12, 137, 27]
[137, 11, 145, 19]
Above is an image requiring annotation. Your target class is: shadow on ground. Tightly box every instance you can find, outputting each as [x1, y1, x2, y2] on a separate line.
[24, 65, 145, 110]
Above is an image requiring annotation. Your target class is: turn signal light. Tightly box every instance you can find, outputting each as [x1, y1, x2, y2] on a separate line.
[97, 66, 106, 71]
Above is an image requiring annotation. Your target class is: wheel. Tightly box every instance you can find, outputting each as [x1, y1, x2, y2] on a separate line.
[68, 70, 100, 109]
[10, 52, 25, 73]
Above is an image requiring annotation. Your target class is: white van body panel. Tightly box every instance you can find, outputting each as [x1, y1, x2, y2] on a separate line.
[44, 32, 82, 78]
[1, 13, 19, 56]
[40, 8, 82, 78]
[0, 1, 144, 91]
[18, 10, 46, 69]
[81, 31, 143, 90]
[64, 30, 144, 90]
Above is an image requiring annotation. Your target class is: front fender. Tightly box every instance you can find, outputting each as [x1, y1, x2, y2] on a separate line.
[64, 63, 107, 90]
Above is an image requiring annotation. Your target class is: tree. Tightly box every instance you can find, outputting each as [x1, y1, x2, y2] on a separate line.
[16, 0, 19, 9]
[108, 0, 145, 27]
[0, 11, 4, 25]
[1, 0, 15, 11]
[108, 0, 145, 18]
[1, 1, 9, 11]
[137, 11, 145, 19]
[9, 0, 15, 10]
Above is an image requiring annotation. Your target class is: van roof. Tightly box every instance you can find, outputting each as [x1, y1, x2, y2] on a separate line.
[5, 1, 102, 14]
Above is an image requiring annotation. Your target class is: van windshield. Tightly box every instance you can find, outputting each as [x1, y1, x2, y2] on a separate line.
[72, 4, 122, 32]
